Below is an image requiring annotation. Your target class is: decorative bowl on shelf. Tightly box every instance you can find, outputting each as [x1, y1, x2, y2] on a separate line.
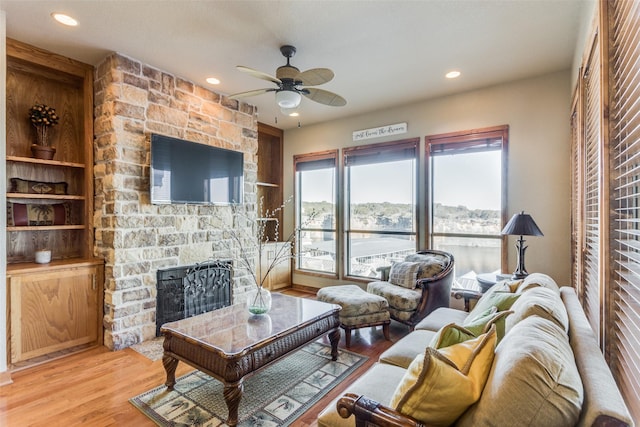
[35, 249, 52, 264]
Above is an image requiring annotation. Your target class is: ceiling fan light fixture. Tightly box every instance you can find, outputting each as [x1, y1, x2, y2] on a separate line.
[276, 90, 302, 108]
[280, 107, 300, 117]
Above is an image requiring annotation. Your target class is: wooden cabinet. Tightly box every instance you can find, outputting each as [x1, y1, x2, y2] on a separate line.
[260, 242, 292, 290]
[8, 260, 104, 365]
[257, 123, 284, 241]
[5, 39, 103, 368]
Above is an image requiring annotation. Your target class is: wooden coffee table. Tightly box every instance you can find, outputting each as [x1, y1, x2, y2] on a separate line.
[160, 293, 341, 426]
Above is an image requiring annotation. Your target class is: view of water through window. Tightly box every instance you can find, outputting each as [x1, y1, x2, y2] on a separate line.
[296, 145, 503, 284]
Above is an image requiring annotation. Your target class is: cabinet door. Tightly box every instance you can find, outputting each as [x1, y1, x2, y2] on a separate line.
[10, 266, 99, 363]
[261, 242, 291, 290]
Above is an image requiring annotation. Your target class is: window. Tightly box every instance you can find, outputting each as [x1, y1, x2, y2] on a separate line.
[344, 139, 418, 278]
[426, 127, 508, 287]
[294, 151, 338, 275]
[606, 0, 640, 419]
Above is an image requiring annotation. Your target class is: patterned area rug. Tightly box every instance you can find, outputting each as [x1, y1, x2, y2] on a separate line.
[130, 341, 367, 426]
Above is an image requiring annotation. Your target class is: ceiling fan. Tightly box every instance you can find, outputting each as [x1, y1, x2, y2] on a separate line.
[228, 45, 346, 113]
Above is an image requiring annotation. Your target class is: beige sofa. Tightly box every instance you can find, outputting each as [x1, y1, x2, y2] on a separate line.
[317, 273, 633, 427]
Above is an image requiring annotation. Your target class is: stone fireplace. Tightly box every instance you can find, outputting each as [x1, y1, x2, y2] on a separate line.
[93, 53, 258, 350]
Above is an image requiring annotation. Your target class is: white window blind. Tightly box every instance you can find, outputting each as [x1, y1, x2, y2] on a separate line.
[570, 100, 582, 294]
[582, 34, 603, 345]
[608, 0, 640, 419]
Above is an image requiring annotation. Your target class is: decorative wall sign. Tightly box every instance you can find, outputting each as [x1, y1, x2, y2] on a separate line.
[353, 122, 407, 141]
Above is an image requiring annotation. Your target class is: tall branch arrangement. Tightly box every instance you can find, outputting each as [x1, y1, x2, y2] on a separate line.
[214, 196, 315, 289]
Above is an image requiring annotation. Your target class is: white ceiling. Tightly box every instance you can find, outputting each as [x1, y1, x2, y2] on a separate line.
[1, 0, 587, 130]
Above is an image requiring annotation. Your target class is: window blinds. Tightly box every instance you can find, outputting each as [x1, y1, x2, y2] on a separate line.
[582, 34, 603, 344]
[608, 0, 640, 419]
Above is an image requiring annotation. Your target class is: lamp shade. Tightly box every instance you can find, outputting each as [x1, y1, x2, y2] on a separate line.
[275, 90, 302, 108]
[501, 211, 544, 236]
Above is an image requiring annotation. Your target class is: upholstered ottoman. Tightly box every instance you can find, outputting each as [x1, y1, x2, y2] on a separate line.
[317, 284, 390, 347]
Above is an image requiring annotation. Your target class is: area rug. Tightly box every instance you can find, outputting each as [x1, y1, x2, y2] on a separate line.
[130, 341, 367, 426]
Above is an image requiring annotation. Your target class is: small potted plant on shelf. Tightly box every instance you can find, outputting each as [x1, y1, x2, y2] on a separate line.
[28, 103, 59, 160]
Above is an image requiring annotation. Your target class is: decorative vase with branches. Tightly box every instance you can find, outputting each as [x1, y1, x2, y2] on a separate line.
[214, 196, 315, 315]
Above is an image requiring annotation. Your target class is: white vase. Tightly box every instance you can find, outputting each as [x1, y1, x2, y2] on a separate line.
[246, 287, 272, 315]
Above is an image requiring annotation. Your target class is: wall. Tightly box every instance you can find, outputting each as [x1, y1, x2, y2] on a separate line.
[93, 53, 258, 350]
[283, 70, 572, 287]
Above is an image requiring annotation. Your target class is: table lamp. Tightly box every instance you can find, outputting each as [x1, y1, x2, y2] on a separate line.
[501, 211, 544, 279]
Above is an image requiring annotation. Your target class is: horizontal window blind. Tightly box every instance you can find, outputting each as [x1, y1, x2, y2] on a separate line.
[429, 137, 502, 156]
[583, 36, 602, 343]
[609, 0, 640, 419]
[343, 139, 418, 167]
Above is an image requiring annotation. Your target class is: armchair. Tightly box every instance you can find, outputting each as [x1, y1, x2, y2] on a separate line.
[367, 249, 454, 329]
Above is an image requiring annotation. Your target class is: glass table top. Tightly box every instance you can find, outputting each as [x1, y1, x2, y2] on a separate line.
[161, 293, 340, 355]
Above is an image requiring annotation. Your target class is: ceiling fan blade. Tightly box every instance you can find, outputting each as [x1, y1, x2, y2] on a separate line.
[303, 88, 347, 107]
[297, 68, 334, 86]
[236, 66, 282, 84]
[228, 88, 276, 99]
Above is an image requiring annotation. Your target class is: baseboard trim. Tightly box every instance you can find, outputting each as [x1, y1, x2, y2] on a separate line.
[291, 283, 319, 295]
[0, 370, 13, 387]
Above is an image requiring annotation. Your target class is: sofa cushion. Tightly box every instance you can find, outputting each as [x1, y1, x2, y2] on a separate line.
[457, 316, 584, 427]
[404, 253, 448, 279]
[388, 261, 420, 289]
[414, 307, 469, 332]
[516, 272, 560, 294]
[379, 329, 437, 368]
[367, 281, 421, 311]
[317, 363, 408, 427]
[389, 326, 497, 426]
[506, 286, 569, 334]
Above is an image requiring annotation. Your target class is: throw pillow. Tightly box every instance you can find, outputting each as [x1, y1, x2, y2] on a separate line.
[9, 178, 68, 195]
[390, 325, 497, 426]
[516, 272, 560, 294]
[463, 308, 513, 342]
[467, 288, 520, 322]
[428, 323, 476, 349]
[7, 202, 71, 226]
[388, 261, 420, 289]
[506, 286, 569, 334]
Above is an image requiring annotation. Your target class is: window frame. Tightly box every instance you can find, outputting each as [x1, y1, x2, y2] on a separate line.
[293, 150, 339, 278]
[343, 138, 420, 280]
[425, 125, 509, 274]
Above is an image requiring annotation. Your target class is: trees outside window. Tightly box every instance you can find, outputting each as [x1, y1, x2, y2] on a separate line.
[426, 126, 508, 287]
[344, 139, 418, 279]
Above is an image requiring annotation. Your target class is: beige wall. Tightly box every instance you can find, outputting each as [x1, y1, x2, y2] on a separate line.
[283, 70, 572, 288]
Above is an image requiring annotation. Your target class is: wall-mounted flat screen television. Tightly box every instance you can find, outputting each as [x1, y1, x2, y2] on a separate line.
[150, 134, 244, 205]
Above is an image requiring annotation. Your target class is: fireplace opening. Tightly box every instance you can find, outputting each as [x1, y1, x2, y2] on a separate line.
[156, 260, 233, 336]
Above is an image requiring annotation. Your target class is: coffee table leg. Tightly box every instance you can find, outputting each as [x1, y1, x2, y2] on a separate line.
[329, 328, 340, 361]
[162, 355, 179, 389]
[224, 379, 244, 426]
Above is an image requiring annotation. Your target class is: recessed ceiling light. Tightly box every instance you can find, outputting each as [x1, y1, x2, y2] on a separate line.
[446, 70, 461, 79]
[206, 77, 220, 85]
[51, 13, 78, 27]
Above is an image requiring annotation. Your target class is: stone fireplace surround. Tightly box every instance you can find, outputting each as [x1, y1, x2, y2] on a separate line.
[94, 53, 259, 350]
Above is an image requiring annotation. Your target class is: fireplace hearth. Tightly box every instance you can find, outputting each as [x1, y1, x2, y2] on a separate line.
[156, 260, 233, 336]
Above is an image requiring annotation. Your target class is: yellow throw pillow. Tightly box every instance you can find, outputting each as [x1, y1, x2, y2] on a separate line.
[389, 325, 497, 426]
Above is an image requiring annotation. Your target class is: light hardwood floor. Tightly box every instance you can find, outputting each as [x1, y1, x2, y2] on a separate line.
[0, 288, 410, 427]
